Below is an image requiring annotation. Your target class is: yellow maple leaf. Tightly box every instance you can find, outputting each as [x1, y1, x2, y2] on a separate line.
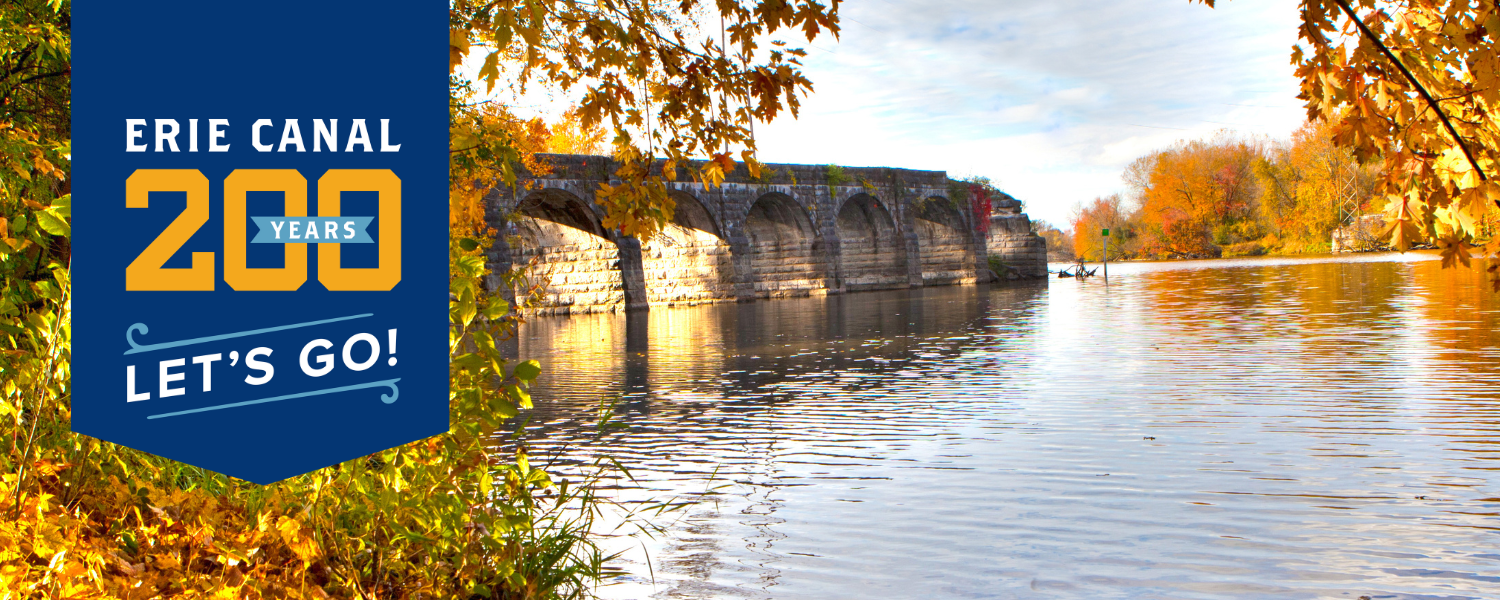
[701, 162, 724, 188]
[1438, 233, 1473, 269]
[275, 516, 319, 565]
[1379, 199, 1423, 252]
[449, 28, 471, 72]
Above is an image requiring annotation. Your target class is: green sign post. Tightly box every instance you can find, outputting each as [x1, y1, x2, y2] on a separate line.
[1101, 229, 1109, 283]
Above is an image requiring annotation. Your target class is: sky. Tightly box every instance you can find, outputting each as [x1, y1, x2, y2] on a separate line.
[491, 0, 1311, 229]
[750, 0, 1309, 227]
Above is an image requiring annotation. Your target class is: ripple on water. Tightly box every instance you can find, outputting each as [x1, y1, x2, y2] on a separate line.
[505, 253, 1500, 600]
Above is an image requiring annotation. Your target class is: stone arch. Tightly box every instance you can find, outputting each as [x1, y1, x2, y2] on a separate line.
[640, 190, 736, 306]
[516, 187, 607, 237]
[914, 196, 975, 285]
[745, 192, 826, 297]
[836, 193, 906, 291]
[669, 189, 721, 237]
[511, 188, 624, 314]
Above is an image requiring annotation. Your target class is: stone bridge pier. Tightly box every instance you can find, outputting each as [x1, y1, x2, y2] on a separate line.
[482, 154, 1047, 315]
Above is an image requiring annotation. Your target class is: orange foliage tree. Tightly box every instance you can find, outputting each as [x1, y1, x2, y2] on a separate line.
[1070, 194, 1131, 261]
[1087, 125, 1382, 260]
[544, 108, 609, 156]
[1031, 219, 1074, 261]
[449, 101, 552, 236]
[449, 105, 610, 236]
[1132, 134, 1263, 258]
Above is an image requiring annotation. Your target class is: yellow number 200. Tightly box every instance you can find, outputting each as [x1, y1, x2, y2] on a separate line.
[125, 168, 402, 292]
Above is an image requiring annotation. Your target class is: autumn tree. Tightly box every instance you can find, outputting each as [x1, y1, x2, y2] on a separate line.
[544, 107, 610, 155]
[449, 99, 553, 235]
[1132, 134, 1263, 258]
[1094, 122, 1389, 260]
[1198, 0, 1499, 278]
[0, 0, 70, 244]
[1254, 119, 1381, 250]
[0, 2, 71, 507]
[1032, 219, 1075, 261]
[1070, 194, 1132, 261]
[449, 105, 614, 235]
[450, 0, 841, 240]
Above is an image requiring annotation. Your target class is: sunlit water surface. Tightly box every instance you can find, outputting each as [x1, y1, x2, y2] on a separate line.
[506, 252, 1499, 600]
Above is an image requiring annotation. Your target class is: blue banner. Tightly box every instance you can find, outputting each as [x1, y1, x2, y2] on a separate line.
[72, 1, 449, 484]
[250, 217, 375, 244]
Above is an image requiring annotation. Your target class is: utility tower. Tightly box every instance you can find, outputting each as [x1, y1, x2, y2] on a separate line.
[1333, 157, 1380, 251]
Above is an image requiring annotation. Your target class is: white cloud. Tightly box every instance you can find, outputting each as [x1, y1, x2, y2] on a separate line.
[753, 0, 1307, 226]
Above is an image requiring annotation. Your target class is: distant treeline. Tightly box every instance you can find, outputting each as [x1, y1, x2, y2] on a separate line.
[1030, 120, 1500, 262]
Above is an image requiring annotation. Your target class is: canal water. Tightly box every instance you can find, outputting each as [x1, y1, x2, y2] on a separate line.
[509, 252, 1499, 600]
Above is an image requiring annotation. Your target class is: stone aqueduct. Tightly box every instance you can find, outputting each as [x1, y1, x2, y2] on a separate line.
[482, 154, 1048, 314]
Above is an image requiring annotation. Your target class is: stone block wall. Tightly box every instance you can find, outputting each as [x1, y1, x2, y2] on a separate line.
[640, 223, 735, 306]
[1331, 214, 1387, 253]
[916, 218, 975, 284]
[837, 194, 909, 291]
[744, 192, 827, 298]
[987, 211, 1048, 278]
[511, 217, 625, 315]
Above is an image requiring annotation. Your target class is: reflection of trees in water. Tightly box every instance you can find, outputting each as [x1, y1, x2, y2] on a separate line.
[1140, 260, 1406, 339]
[501, 283, 1045, 595]
[514, 283, 1044, 423]
[1406, 259, 1500, 476]
[1134, 260, 1418, 408]
[1411, 258, 1500, 370]
[1132, 257, 1500, 473]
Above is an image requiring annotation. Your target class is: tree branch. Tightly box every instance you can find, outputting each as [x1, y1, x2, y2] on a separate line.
[1331, 0, 1487, 182]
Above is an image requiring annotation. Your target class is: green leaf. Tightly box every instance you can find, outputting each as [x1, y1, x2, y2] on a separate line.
[492, 395, 519, 419]
[458, 237, 480, 251]
[513, 359, 541, 381]
[26, 312, 52, 331]
[456, 255, 486, 279]
[452, 353, 486, 372]
[472, 330, 496, 357]
[457, 286, 478, 327]
[482, 298, 511, 320]
[36, 209, 69, 238]
[32, 281, 59, 300]
[507, 384, 532, 409]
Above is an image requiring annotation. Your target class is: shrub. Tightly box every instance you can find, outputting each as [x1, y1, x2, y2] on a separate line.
[1, 236, 616, 599]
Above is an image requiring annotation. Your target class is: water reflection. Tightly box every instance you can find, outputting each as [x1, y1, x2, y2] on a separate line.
[509, 253, 1500, 600]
